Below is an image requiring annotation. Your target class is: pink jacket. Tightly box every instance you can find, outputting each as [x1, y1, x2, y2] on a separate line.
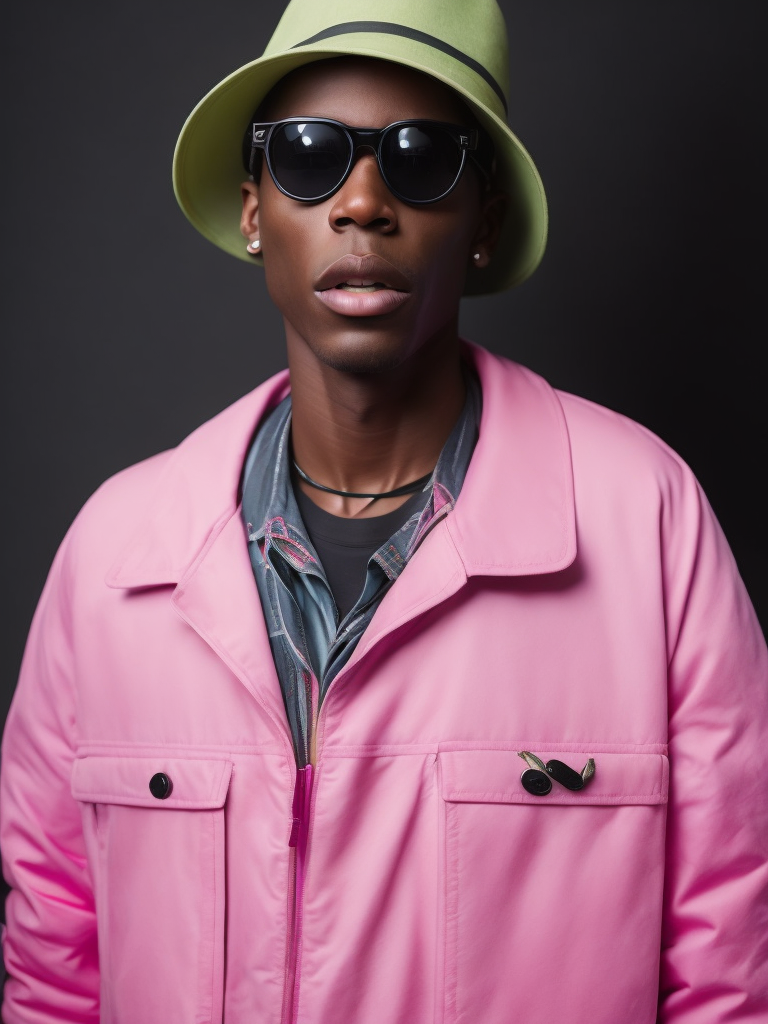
[2, 344, 767, 1024]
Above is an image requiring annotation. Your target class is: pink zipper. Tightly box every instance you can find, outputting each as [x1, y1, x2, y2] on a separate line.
[285, 763, 314, 1023]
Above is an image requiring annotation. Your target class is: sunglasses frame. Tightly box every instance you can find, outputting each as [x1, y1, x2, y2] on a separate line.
[246, 117, 488, 206]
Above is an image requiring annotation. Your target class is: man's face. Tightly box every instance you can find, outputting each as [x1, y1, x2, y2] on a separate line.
[241, 58, 500, 375]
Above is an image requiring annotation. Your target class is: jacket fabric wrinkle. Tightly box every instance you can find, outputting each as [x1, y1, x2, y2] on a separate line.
[1, 342, 766, 1024]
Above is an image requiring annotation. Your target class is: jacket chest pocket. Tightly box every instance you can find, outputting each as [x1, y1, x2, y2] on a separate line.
[439, 748, 669, 1024]
[71, 754, 232, 1024]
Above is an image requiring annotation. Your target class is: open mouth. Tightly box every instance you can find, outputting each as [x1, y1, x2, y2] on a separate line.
[334, 279, 398, 293]
[314, 255, 412, 317]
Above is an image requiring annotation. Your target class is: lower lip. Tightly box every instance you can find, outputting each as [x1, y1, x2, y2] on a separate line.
[314, 287, 410, 317]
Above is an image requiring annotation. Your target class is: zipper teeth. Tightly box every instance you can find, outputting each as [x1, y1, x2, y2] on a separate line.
[291, 849, 306, 1023]
[290, 680, 333, 1022]
[286, 649, 358, 1022]
[282, 844, 298, 1024]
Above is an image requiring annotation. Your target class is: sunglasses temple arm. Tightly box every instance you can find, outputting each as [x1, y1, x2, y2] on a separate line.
[467, 153, 492, 188]
[247, 124, 271, 176]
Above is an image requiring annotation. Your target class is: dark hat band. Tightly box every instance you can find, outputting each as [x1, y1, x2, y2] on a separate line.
[292, 21, 508, 114]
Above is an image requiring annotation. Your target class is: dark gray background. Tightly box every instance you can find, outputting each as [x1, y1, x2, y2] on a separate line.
[2, 1, 766, 726]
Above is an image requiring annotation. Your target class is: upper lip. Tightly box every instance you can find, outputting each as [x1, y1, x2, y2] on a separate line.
[314, 253, 411, 292]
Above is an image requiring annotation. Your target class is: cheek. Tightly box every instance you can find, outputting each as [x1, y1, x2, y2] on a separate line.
[413, 211, 480, 297]
[260, 204, 323, 311]
[415, 188, 482, 269]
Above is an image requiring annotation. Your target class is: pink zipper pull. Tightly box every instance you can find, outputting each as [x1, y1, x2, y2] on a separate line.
[289, 766, 313, 848]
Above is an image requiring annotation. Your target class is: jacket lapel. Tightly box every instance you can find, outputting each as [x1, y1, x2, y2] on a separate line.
[170, 507, 291, 734]
[106, 372, 293, 735]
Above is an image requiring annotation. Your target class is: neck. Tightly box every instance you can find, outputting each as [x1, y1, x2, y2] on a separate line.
[286, 322, 466, 518]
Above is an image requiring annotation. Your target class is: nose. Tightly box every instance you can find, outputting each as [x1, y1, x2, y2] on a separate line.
[327, 150, 398, 234]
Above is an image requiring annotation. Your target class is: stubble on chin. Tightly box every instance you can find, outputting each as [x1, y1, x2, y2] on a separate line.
[319, 346, 406, 376]
[296, 329, 413, 377]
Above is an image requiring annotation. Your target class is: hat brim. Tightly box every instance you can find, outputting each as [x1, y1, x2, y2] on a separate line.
[173, 41, 547, 296]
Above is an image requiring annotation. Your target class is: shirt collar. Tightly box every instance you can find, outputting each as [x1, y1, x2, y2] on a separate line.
[241, 370, 482, 583]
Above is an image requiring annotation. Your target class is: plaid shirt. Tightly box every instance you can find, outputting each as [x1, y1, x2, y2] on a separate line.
[241, 373, 481, 767]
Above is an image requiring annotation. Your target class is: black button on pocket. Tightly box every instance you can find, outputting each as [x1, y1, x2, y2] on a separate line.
[545, 759, 585, 791]
[149, 772, 172, 799]
[521, 768, 552, 796]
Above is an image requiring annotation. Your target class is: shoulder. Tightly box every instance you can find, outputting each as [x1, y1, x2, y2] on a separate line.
[68, 448, 174, 555]
[472, 343, 696, 502]
[470, 345, 716, 592]
[545, 392, 716, 591]
[555, 387, 694, 495]
[60, 370, 291, 584]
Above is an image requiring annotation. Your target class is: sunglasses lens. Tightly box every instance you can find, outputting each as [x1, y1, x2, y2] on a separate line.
[269, 121, 350, 200]
[381, 124, 463, 202]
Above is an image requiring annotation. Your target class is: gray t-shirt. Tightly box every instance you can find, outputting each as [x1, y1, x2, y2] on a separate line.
[294, 486, 427, 621]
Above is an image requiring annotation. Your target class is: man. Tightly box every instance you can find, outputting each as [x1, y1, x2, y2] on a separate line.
[2, 1, 767, 1022]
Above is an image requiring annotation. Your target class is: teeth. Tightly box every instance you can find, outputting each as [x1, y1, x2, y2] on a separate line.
[337, 283, 382, 293]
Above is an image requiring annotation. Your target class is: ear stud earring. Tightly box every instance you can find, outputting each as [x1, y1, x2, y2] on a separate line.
[472, 252, 481, 262]
[247, 239, 261, 254]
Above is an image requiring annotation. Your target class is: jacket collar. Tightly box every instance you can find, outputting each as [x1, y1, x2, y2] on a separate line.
[106, 343, 575, 590]
[449, 342, 576, 577]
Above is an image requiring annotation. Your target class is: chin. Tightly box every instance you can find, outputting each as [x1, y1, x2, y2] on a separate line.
[313, 334, 413, 376]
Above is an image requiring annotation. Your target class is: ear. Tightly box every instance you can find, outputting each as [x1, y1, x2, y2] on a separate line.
[470, 190, 507, 269]
[240, 180, 261, 242]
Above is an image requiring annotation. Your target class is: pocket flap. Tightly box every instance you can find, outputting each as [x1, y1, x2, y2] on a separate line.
[71, 755, 233, 809]
[440, 749, 668, 805]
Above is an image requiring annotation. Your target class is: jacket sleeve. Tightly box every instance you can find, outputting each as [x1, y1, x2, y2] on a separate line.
[659, 464, 768, 1020]
[1, 532, 99, 1023]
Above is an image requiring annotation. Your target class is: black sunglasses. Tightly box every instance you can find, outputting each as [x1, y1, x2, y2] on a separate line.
[243, 117, 493, 205]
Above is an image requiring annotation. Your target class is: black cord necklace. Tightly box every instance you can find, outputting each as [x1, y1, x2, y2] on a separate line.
[292, 460, 433, 500]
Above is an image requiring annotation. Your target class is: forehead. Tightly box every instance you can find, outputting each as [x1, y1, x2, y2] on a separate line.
[263, 56, 473, 127]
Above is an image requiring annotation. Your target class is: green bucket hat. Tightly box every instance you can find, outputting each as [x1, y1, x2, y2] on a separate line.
[172, 0, 547, 296]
